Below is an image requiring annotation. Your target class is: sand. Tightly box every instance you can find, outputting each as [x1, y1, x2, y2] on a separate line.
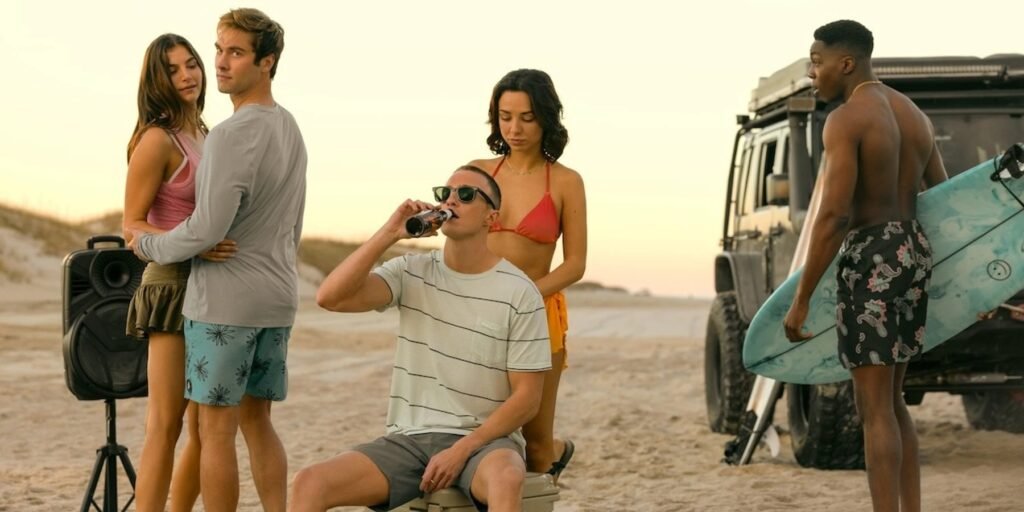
[0, 279, 1021, 511]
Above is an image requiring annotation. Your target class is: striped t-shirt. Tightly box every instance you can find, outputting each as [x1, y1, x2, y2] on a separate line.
[372, 250, 552, 447]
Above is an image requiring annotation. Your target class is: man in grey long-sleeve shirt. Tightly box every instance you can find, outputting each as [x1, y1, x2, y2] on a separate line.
[131, 9, 304, 512]
[137, 101, 306, 327]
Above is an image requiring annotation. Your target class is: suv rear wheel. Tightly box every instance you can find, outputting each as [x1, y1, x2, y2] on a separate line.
[705, 291, 754, 434]
[787, 381, 865, 469]
[962, 391, 1024, 433]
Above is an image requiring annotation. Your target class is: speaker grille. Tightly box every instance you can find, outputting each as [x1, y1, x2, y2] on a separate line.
[70, 274, 92, 298]
[64, 298, 148, 400]
[89, 251, 146, 297]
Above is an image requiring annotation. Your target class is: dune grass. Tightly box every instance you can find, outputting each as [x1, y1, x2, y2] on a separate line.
[1, 202, 624, 292]
[298, 237, 413, 277]
[0, 203, 426, 282]
[0, 203, 93, 257]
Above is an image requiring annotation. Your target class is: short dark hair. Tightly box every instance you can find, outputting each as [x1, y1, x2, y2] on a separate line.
[814, 20, 874, 58]
[457, 165, 502, 210]
[486, 69, 569, 162]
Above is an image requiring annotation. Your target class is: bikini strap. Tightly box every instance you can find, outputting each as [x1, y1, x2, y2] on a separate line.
[165, 129, 187, 158]
[492, 157, 506, 177]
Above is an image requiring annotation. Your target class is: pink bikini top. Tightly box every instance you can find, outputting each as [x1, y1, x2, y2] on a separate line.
[146, 130, 200, 231]
[488, 158, 561, 245]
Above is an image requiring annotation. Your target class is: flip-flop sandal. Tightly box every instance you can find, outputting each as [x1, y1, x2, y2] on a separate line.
[547, 439, 575, 480]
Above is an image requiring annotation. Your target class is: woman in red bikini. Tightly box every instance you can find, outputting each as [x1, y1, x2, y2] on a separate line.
[469, 68, 587, 483]
[123, 33, 235, 512]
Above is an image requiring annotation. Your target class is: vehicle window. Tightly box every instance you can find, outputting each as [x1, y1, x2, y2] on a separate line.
[741, 140, 765, 214]
[757, 140, 778, 209]
[930, 114, 1024, 177]
[739, 142, 758, 215]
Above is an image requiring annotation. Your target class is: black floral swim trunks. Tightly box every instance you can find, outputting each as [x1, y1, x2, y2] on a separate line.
[836, 220, 933, 370]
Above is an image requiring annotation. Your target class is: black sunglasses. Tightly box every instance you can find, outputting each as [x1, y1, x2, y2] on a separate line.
[432, 186, 497, 209]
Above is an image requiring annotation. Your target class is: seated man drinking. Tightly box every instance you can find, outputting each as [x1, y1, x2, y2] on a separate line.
[290, 165, 551, 512]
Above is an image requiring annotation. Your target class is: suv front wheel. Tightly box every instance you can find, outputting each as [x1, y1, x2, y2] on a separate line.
[704, 291, 754, 434]
[787, 381, 865, 469]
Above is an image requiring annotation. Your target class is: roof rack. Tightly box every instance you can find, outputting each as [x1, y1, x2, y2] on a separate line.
[748, 54, 1024, 114]
[748, 59, 813, 114]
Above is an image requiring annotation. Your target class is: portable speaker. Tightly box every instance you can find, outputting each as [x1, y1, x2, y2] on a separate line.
[62, 235, 149, 400]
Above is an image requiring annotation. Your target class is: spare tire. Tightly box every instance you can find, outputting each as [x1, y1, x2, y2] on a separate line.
[787, 381, 865, 469]
[705, 292, 754, 434]
[962, 391, 1024, 433]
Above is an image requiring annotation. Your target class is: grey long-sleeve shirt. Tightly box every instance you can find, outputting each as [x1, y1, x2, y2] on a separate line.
[138, 104, 307, 327]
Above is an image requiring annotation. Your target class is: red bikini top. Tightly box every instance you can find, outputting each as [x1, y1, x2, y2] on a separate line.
[488, 158, 561, 245]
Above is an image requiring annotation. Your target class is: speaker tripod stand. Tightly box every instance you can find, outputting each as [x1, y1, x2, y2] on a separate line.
[80, 398, 136, 512]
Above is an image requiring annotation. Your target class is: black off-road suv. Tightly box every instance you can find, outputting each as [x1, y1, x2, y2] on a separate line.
[705, 54, 1024, 469]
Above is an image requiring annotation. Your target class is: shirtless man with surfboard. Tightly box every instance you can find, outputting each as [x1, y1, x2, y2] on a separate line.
[783, 20, 948, 512]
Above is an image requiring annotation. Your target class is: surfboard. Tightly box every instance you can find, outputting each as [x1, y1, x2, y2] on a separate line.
[744, 145, 1024, 384]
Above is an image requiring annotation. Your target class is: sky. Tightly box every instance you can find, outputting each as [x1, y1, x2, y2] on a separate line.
[1, 0, 1021, 298]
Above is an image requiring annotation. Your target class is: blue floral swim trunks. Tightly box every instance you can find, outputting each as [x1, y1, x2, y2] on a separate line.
[835, 220, 933, 370]
[183, 318, 291, 406]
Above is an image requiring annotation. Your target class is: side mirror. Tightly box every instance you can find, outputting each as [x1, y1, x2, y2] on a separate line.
[766, 174, 790, 206]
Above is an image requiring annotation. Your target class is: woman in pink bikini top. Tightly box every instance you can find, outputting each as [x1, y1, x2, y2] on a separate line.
[121, 33, 234, 512]
[468, 68, 588, 484]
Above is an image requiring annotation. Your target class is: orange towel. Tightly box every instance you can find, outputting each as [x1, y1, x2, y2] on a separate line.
[544, 291, 569, 368]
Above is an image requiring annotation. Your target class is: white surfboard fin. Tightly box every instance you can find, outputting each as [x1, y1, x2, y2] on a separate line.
[761, 425, 781, 457]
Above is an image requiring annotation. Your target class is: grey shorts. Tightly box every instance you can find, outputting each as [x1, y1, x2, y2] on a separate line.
[354, 432, 523, 511]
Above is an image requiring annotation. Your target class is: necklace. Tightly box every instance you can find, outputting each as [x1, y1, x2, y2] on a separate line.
[503, 156, 543, 176]
[851, 80, 883, 97]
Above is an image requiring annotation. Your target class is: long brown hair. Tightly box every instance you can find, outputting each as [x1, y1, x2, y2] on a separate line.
[127, 34, 208, 162]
